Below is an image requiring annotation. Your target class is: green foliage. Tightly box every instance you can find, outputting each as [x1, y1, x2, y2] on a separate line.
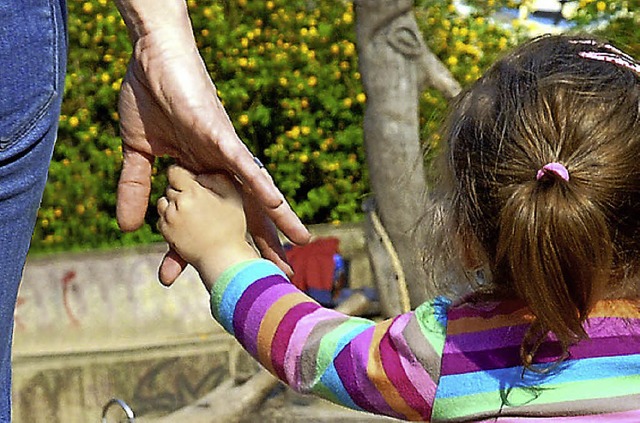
[32, 0, 635, 253]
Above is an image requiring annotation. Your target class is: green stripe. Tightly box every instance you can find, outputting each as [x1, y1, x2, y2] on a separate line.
[313, 317, 372, 384]
[433, 374, 640, 419]
[414, 300, 447, 358]
[210, 259, 261, 320]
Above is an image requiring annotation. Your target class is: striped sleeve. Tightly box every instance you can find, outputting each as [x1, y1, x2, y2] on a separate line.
[432, 300, 640, 422]
[210, 259, 450, 421]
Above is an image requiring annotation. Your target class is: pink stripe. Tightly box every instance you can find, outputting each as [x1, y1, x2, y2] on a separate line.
[334, 327, 404, 419]
[283, 307, 343, 389]
[390, 313, 438, 407]
[483, 409, 640, 422]
[444, 317, 640, 354]
[380, 317, 429, 420]
[271, 302, 320, 381]
[447, 300, 525, 320]
[240, 283, 299, 356]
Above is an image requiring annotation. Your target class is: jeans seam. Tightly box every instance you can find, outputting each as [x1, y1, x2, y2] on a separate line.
[0, 0, 61, 150]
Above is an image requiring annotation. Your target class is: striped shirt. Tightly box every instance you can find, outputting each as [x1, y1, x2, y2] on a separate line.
[210, 259, 640, 422]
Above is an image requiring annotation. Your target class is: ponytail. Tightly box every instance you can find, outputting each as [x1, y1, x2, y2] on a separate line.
[495, 173, 613, 366]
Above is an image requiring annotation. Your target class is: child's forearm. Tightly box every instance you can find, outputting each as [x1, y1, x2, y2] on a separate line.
[208, 259, 446, 421]
[196, 243, 260, 291]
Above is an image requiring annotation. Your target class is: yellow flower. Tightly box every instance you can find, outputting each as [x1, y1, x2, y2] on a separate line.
[76, 204, 86, 215]
[356, 93, 366, 103]
[54, 208, 63, 218]
[596, 1, 606, 12]
[308, 75, 318, 87]
[301, 126, 311, 136]
[330, 44, 340, 55]
[301, 98, 309, 109]
[69, 116, 80, 128]
[446, 56, 458, 66]
[100, 72, 110, 83]
[287, 126, 301, 139]
[339, 61, 350, 70]
[342, 11, 353, 24]
[343, 98, 352, 108]
[82, 2, 93, 13]
[238, 57, 248, 67]
[266, 1, 274, 10]
[343, 42, 356, 57]
[203, 7, 212, 18]
[239, 114, 249, 126]
[238, 0, 246, 6]
[299, 153, 309, 163]
[279, 77, 288, 86]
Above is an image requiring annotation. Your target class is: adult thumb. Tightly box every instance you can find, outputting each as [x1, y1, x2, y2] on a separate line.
[116, 146, 154, 232]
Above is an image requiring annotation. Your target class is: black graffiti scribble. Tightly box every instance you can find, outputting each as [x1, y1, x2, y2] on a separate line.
[132, 357, 227, 416]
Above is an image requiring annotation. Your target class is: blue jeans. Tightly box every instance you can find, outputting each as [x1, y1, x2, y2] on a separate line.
[0, 0, 67, 420]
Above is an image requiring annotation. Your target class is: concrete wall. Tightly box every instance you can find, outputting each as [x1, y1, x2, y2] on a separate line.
[12, 223, 370, 422]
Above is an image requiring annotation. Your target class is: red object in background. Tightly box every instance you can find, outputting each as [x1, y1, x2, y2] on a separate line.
[285, 237, 340, 293]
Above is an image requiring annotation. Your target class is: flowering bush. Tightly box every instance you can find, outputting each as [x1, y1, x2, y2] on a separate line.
[34, 0, 632, 252]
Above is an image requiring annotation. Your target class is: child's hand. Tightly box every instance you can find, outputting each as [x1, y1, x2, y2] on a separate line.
[157, 166, 258, 285]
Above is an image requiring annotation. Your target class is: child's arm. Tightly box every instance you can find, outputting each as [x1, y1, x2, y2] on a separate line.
[157, 166, 447, 421]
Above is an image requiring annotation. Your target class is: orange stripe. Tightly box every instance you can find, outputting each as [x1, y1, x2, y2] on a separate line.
[257, 292, 312, 373]
[589, 299, 640, 318]
[448, 300, 640, 335]
[366, 319, 422, 421]
[447, 308, 534, 335]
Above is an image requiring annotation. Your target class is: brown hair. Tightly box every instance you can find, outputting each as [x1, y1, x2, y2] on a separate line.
[440, 35, 640, 363]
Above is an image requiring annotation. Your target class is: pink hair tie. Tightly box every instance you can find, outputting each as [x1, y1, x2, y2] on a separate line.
[536, 162, 569, 181]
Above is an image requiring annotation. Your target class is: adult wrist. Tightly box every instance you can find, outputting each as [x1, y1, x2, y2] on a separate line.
[114, 0, 193, 44]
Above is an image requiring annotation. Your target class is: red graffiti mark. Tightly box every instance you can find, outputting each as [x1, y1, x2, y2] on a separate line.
[14, 296, 26, 331]
[62, 270, 80, 327]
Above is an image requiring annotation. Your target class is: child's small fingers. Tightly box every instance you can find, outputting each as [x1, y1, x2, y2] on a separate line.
[167, 165, 197, 191]
[157, 196, 169, 215]
[197, 172, 241, 200]
[165, 187, 180, 203]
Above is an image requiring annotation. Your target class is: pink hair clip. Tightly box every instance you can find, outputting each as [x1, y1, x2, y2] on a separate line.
[571, 39, 640, 75]
[536, 162, 569, 181]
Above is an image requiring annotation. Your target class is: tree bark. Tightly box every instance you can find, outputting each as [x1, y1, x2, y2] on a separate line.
[355, 0, 461, 310]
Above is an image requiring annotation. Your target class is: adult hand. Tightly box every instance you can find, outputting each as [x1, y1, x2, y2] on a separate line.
[114, 22, 309, 284]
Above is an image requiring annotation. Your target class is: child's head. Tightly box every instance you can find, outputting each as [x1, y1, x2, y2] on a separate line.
[442, 35, 640, 352]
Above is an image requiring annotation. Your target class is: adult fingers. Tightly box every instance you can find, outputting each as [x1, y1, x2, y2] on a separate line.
[158, 248, 188, 287]
[117, 145, 154, 232]
[243, 191, 293, 277]
[221, 143, 310, 245]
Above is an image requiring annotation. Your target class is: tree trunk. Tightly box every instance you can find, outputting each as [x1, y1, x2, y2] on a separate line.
[355, 0, 461, 312]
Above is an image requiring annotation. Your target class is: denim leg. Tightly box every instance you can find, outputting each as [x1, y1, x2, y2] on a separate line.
[0, 0, 67, 420]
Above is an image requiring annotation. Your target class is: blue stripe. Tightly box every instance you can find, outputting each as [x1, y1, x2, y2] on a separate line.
[437, 353, 640, 398]
[217, 260, 285, 334]
[316, 323, 373, 410]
